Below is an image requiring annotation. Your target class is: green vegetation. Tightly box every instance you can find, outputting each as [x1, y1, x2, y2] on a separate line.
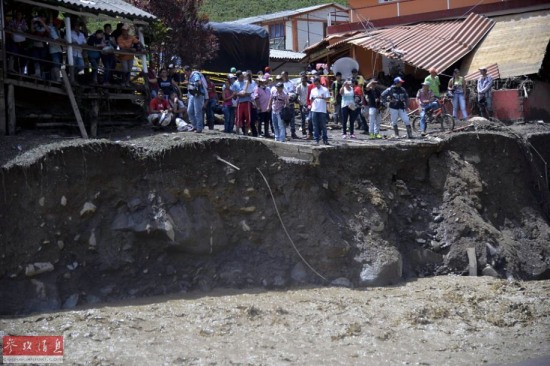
[200, 0, 347, 22]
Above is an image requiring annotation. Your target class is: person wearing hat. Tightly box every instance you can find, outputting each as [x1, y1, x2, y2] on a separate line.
[364, 78, 383, 139]
[424, 68, 441, 97]
[381, 76, 413, 138]
[417, 81, 439, 136]
[351, 68, 365, 86]
[253, 76, 272, 138]
[116, 24, 142, 87]
[448, 68, 468, 121]
[477, 66, 493, 117]
[268, 82, 289, 142]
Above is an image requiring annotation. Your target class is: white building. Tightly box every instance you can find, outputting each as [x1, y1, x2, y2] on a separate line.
[228, 3, 349, 52]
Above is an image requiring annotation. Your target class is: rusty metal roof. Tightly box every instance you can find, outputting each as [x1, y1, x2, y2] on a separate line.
[54, 0, 155, 21]
[346, 13, 494, 72]
[462, 10, 550, 78]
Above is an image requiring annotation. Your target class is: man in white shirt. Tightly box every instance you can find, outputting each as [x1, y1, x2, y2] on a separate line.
[70, 22, 87, 76]
[309, 77, 331, 145]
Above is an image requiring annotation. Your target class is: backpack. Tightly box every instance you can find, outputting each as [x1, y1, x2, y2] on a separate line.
[188, 71, 204, 96]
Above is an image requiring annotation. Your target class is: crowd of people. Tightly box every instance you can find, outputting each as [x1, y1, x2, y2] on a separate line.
[5, 7, 144, 85]
[146, 63, 494, 142]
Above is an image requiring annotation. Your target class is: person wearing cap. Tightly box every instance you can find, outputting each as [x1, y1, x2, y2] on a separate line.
[281, 71, 299, 139]
[309, 77, 331, 145]
[417, 81, 439, 136]
[268, 82, 289, 142]
[448, 68, 468, 121]
[381, 76, 413, 139]
[364, 78, 383, 139]
[48, 18, 64, 81]
[87, 30, 106, 84]
[477, 66, 493, 117]
[331, 72, 343, 126]
[253, 76, 272, 138]
[351, 68, 365, 86]
[116, 24, 141, 87]
[184, 65, 208, 133]
[424, 68, 441, 97]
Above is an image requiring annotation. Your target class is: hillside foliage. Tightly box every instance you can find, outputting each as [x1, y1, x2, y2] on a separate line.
[200, 0, 347, 22]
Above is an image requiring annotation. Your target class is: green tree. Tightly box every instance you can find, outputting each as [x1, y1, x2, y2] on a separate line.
[129, 0, 218, 68]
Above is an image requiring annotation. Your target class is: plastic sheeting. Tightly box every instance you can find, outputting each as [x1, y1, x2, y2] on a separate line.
[203, 22, 270, 73]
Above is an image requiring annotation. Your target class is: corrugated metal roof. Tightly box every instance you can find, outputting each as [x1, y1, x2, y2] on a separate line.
[464, 63, 500, 81]
[270, 49, 306, 61]
[347, 13, 494, 72]
[56, 0, 155, 20]
[462, 10, 550, 78]
[228, 3, 347, 25]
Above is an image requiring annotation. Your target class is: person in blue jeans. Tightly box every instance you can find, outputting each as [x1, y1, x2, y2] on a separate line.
[309, 78, 331, 145]
[448, 68, 468, 121]
[205, 74, 218, 130]
[416, 81, 439, 135]
[184, 65, 208, 133]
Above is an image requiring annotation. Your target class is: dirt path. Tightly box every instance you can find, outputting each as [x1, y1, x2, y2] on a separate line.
[2, 276, 549, 365]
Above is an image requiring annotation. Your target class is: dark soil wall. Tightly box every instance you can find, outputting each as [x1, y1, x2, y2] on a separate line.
[1, 133, 549, 315]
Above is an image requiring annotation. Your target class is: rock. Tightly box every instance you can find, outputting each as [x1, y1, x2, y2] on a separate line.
[86, 295, 101, 304]
[240, 206, 256, 213]
[25, 262, 54, 277]
[240, 220, 250, 232]
[89, 230, 97, 248]
[291, 262, 307, 283]
[331, 277, 352, 288]
[60, 195, 67, 206]
[67, 262, 78, 271]
[482, 265, 500, 278]
[127, 198, 143, 212]
[57, 240, 64, 249]
[359, 249, 402, 286]
[416, 238, 427, 244]
[39, 197, 45, 206]
[62, 294, 79, 309]
[273, 275, 286, 288]
[395, 180, 411, 196]
[322, 182, 329, 189]
[80, 202, 97, 217]
[434, 214, 444, 223]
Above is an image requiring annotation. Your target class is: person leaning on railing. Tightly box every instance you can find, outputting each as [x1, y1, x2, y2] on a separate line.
[116, 24, 142, 87]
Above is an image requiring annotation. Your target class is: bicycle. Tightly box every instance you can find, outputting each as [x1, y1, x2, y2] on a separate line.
[412, 95, 454, 133]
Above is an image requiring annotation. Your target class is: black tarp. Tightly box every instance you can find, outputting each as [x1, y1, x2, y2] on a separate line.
[203, 22, 270, 73]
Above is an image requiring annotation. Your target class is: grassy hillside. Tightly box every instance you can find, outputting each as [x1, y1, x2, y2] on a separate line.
[200, 0, 347, 22]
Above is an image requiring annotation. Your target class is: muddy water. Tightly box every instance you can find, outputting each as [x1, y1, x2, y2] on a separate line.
[1, 276, 549, 365]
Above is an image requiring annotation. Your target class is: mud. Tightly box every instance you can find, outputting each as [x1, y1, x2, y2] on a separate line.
[0, 120, 549, 316]
[1, 277, 549, 365]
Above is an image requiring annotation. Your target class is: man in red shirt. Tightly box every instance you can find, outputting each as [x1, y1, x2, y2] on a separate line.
[148, 89, 172, 127]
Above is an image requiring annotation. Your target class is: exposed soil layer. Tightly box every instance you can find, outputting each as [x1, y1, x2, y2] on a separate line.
[1, 122, 550, 315]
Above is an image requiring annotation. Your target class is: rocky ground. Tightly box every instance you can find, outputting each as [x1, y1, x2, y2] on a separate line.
[1, 117, 550, 364]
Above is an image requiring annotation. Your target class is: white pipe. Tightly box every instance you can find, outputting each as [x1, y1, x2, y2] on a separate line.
[64, 17, 73, 66]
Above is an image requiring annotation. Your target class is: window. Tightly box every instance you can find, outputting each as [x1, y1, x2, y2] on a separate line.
[269, 23, 285, 50]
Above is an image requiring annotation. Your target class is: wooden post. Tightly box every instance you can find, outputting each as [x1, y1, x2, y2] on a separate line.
[7, 84, 16, 135]
[466, 247, 477, 276]
[0, 80, 6, 135]
[90, 100, 99, 137]
[61, 68, 88, 139]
